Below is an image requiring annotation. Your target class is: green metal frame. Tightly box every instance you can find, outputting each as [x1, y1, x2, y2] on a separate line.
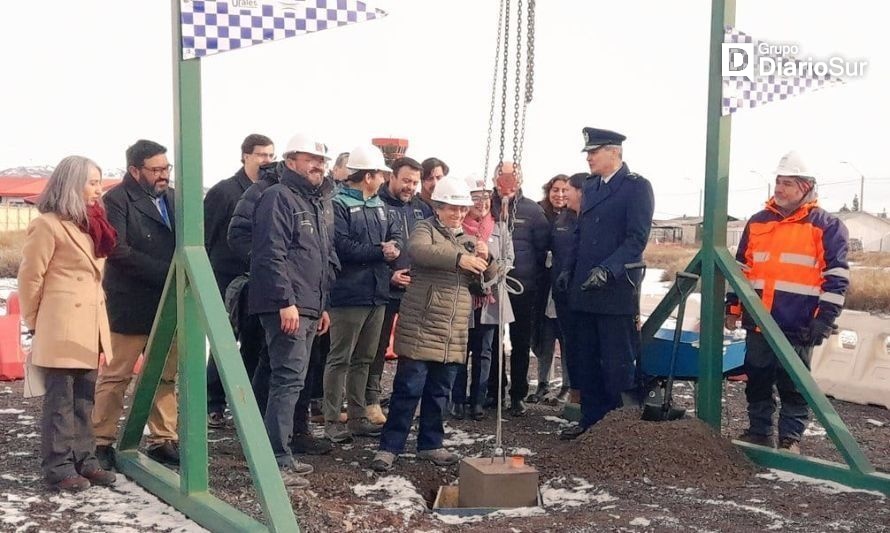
[113, 2, 300, 531]
[642, 0, 890, 496]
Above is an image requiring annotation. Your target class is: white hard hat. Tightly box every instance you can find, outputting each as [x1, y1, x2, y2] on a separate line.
[284, 133, 330, 159]
[346, 144, 389, 172]
[464, 174, 492, 192]
[431, 175, 474, 206]
[774, 151, 814, 180]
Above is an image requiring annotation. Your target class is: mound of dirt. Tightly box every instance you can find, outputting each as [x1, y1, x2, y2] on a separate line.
[568, 408, 758, 488]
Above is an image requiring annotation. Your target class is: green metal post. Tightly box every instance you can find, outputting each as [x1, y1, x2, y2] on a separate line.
[696, 0, 735, 429]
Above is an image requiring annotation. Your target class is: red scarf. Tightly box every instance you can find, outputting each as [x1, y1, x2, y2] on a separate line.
[84, 202, 117, 258]
[462, 213, 495, 241]
[463, 214, 496, 308]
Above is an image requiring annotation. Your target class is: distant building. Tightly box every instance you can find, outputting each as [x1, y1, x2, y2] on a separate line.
[652, 215, 741, 246]
[834, 211, 890, 252]
[0, 176, 121, 205]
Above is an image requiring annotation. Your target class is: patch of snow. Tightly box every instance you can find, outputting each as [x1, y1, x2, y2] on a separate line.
[541, 477, 617, 509]
[433, 505, 546, 525]
[698, 498, 785, 520]
[630, 517, 651, 526]
[442, 427, 494, 447]
[543, 415, 570, 425]
[1, 474, 19, 482]
[766, 521, 785, 530]
[509, 447, 535, 456]
[865, 418, 885, 427]
[15, 432, 38, 438]
[352, 475, 427, 522]
[0, 408, 25, 414]
[16, 415, 33, 420]
[803, 421, 826, 437]
[758, 469, 887, 498]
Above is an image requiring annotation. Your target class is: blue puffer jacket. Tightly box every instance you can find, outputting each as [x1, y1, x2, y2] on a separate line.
[330, 186, 403, 307]
[378, 185, 432, 300]
[491, 189, 550, 294]
[227, 162, 281, 264]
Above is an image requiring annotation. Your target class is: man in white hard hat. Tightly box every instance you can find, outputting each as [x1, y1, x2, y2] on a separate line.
[249, 133, 338, 488]
[324, 144, 403, 443]
[725, 150, 850, 455]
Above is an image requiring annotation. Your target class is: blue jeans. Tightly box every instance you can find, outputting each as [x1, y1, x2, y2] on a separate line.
[744, 331, 813, 441]
[258, 312, 317, 467]
[452, 320, 495, 407]
[379, 357, 458, 454]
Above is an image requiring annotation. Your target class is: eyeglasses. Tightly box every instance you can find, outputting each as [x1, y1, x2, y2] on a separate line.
[141, 164, 173, 175]
[471, 194, 491, 203]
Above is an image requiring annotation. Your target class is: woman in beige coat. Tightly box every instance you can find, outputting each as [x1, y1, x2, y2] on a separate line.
[371, 175, 496, 472]
[18, 156, 118, 491]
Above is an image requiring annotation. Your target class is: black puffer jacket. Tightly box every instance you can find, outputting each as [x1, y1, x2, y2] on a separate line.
[491, 189, 550, 293]
[248, 165, 338, 318]
[227, 162, 280, 264]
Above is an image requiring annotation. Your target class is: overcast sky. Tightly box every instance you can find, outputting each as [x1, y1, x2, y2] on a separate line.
[1, 0, 887, 218]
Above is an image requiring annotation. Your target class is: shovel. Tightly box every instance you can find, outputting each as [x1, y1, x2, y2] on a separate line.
[641, 271, 700, 422]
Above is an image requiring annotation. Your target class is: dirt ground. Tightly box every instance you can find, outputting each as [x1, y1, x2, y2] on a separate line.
[2, 358, 889, 532]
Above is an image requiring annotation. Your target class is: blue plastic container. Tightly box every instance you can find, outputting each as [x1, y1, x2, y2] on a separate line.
[641, 328, 746, 379]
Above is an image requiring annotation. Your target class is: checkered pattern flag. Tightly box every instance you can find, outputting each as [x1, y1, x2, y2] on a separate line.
[181, 0, 387, 60]
[722, 26, 844, 116]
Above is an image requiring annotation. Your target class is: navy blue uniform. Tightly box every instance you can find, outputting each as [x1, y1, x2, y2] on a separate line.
[563, 162, 654, 427]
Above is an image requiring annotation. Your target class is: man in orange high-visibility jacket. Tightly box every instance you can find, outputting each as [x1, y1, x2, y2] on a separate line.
[725, 151, 849, 455]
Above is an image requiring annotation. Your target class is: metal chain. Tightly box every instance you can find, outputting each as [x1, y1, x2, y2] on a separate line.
[497, 0, 511, 173]
[482, 0, 506, 181]
[511, 0, 523, 171]
[526, 0, 536, 105]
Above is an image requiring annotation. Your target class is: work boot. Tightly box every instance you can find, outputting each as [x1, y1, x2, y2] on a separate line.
[366, 404, 387, 425]
[568, 389, 581, 405]
[79, 467, 116, 487]
[469, 404, 485, 421]
[279, 467, 310, 489]
[555, 387, 570, 404]
[526, 384, 549, 404]
[778, 437, 801, 455]
[291, 433, 333, 455]
[288, 458, 315, 476]
[559, 424, 588, 441]
[347, 417, 383, 437]
[509, 398, 528, 417]
[95, 445, 115, 471]
[207, 411, 227, 429]
[737, 431, 774, 448]
[49, 475, 90, 492]
[147, 440, 180, 466]
[450, 402, 466, 420]
[324, 422, 354, 444]
[417, 448, 460, 466]
[370, 451, 396, 472]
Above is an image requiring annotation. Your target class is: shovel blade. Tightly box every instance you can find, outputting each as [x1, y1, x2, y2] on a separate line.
[641, 403, 687, 422]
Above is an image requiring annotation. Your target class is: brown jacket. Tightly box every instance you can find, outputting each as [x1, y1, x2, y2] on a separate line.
[18, 213, 113, 369]
[394, 218, 497, 364]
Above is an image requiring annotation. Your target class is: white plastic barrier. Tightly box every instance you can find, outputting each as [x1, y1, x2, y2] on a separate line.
[811, 310, 890, 409]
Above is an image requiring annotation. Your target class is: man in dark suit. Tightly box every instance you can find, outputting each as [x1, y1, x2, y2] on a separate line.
[92, 139, 179, 466]
[204, 134, 274, 428]
[555, 127, 655, 439]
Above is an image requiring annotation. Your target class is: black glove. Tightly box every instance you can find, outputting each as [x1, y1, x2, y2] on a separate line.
[580, 266, 610, 291]
[806, 317, 833, 346]
[554, 271, 572, 293]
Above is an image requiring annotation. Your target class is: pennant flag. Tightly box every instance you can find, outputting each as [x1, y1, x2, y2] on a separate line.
[722, 26, 846, 116]
[181, 0, 387, 60]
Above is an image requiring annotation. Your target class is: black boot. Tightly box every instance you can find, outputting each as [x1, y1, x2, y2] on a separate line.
[450, 402, 466, 420]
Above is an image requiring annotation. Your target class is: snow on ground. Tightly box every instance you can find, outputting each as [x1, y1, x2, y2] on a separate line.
[442, 426, 495, 447]
[541, 477, 617, 509]
[1, 478, 207, 533]
[757, 469, 888, 498]
[352, 475, 428, 522]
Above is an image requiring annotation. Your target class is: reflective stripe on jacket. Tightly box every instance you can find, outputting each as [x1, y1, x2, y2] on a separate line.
[727, 199, 849, 342]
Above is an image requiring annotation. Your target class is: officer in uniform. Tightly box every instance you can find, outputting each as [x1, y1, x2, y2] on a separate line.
[555, 127, 655, 440]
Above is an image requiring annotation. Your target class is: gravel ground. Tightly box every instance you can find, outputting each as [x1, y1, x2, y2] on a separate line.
[2, 358, 889, 532]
